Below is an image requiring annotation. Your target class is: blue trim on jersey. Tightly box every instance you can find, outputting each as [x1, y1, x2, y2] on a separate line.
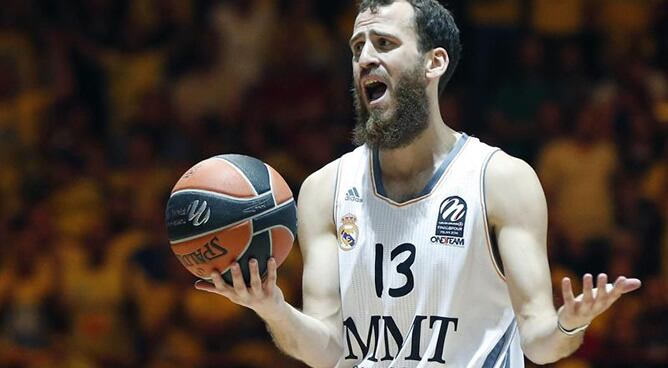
[502, 348, 511, 368]
[333, 158, 343, 226]
[372, 133, 469, 202]
[482, 319, 516, 368]
[372, 148, 387, 198]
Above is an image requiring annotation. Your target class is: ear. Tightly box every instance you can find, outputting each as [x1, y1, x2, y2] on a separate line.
[425, 47, 449, 80]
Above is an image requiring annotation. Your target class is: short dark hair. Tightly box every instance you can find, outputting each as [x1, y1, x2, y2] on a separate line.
[357, 0, 462, 95]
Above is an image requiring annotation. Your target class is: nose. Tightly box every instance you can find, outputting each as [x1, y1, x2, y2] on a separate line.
[358, 41, 379, 70]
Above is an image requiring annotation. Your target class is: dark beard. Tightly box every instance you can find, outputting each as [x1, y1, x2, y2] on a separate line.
[352, 65, 429, 149]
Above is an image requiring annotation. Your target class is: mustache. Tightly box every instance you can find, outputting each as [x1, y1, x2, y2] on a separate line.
[356, 69, 390, 85]
[352, 63, 429, 149]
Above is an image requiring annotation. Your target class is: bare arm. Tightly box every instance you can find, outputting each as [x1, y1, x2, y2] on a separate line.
[485, 151, 641, 364]
[196, 161, 342, 368]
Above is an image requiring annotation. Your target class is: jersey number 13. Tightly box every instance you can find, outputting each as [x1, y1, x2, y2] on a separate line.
[374, 243, 416, 298]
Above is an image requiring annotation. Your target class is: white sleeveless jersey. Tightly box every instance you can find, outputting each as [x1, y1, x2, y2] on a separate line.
[333, 134, 524, 368]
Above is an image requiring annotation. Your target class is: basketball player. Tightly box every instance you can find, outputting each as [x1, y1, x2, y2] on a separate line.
[196, 0, 642, 366]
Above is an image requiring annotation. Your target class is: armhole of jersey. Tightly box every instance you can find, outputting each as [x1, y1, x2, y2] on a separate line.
[332, 158, 343, 226]
[481, 148, 507, 281]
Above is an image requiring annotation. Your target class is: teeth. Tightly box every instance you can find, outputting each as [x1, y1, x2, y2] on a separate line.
[364, 80, 381, 87]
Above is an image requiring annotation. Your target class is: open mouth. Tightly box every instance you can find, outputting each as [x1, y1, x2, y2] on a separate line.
[364, 81, 388, 104]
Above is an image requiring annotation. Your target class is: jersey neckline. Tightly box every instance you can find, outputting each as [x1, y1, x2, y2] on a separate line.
[371, 133, 469, 205]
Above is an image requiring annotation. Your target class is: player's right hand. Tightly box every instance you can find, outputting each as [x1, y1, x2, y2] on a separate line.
[195, 257, 286, 319]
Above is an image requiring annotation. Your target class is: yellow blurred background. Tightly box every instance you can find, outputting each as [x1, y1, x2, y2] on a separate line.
[0, 0, 667, 367]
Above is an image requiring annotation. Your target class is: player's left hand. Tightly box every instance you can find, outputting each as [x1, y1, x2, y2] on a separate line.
[558, 273, 641, 331]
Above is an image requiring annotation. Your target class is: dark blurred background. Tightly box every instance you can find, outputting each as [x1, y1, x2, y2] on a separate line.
[0, 0, 666, 367]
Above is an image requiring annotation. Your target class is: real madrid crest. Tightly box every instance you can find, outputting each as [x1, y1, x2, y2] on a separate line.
[338, 214, 359, 251]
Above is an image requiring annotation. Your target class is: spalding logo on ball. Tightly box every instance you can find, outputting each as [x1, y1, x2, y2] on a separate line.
[165, 154, 297, 285]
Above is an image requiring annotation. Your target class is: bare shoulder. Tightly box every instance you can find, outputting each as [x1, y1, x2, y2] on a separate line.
[298, 159, 340, 216]
[297, 159, 340, 251]
[486, 150, 537, 182]
[485, 151, 547, 227]
[299, 160, 340, 201]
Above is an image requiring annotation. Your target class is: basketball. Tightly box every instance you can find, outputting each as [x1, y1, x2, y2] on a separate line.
[165, 154, 297, 285]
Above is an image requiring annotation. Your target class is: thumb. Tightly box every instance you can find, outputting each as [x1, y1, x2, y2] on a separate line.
[615, 277, 642, 294]
[194, 280, 217, 293]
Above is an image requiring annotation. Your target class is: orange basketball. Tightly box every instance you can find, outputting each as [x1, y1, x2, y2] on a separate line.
[165, 154, 296, 285]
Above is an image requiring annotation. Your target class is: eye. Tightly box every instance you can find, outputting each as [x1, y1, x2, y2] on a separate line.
[377, 38, 392, 49]
[352, 42, 363, 55]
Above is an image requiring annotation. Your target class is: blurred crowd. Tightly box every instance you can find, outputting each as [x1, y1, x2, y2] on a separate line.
[0, 0, 666, 367]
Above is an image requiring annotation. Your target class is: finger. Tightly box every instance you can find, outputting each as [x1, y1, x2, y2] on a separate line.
[562, 277, 575, 308]
[249, 259, 263, 295]
[613, 276, 641, 294]
[230, 263, 250, 296]
[265, 258, 278, 294]
[612, 276, 642, 295]
[211, 271, 225, 290]
[610, 276, 626, 297]
[195, 279, 214, 291]
[595, 273, 608, 299]
[620, 278, 642, 293]
[195, 279, 231, 296]
[582, 274, 594, 304]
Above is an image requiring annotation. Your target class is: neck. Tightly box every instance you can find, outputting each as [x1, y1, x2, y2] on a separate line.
[378, 115, 459, 181]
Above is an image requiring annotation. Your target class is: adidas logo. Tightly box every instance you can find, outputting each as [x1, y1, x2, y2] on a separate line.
[345, 187, 363, 203]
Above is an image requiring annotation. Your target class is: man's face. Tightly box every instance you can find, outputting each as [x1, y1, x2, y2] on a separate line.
[349, 1, 430, 149]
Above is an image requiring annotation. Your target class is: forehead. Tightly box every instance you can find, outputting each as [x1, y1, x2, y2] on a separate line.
[352, 1, 416, 40]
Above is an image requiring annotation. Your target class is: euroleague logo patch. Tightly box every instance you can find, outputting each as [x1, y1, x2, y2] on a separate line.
[431, 196, 467, 247]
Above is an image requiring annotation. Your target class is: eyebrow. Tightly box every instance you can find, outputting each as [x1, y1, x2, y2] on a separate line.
[349, 30, 397, 47]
